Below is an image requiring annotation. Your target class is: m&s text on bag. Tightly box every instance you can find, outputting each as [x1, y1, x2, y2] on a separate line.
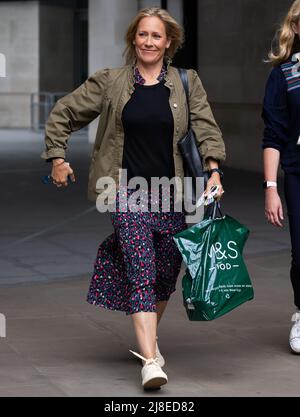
[208, 241, 239, 260]
[208, 241, 239, 271]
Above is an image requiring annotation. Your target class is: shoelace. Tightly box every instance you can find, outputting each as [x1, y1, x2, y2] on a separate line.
[291, 312, 300, 323]
[293, 327, 300, 336]
[292, 324, 300, 334]
[291, 312, 300, 339]
[129, 350, 159, 366]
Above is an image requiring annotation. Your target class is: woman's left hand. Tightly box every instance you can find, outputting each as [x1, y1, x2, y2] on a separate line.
[204, 172, 224, 201]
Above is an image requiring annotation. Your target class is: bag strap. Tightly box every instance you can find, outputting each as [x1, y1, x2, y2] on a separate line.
[206, 201, 224, 220]
[177, 68, 191, 130]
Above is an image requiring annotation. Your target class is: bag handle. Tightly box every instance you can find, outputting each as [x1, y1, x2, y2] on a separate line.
[206, 201, 224, 220]
[177, 68, 191, 130]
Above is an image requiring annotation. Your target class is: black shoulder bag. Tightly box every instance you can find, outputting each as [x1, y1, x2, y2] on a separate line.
[177, 68, 208, 205]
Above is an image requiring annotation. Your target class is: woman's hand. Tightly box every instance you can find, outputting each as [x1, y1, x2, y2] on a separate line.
[51, 158, 76, 188]
[265, 188, 284, 227]
[204, 172, 224, 201]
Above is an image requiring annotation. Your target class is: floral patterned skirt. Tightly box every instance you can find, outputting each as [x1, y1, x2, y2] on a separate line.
[86, 185, 188, 315]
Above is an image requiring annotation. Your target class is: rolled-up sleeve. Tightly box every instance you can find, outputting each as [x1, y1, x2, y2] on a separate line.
[262, 66, 289, 152]
[41, 69, 109, 161]
[188, 69, 226, 170]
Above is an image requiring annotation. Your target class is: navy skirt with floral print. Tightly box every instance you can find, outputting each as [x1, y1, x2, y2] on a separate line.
[86, 185, 188, 315]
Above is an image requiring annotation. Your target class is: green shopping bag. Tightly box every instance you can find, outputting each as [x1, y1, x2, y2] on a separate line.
[173, 203, 254, 321]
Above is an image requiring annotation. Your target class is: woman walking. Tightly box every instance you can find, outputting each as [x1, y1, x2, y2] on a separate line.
[262, 0, 300, 353]
[41, 7, 226, 389]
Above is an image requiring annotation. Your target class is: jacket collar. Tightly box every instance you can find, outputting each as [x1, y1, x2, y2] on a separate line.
[133, 64, 167, 85]
[127, 58, 173, 89]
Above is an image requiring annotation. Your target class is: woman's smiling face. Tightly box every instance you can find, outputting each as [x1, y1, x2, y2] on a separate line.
[134, 16, 171, 66]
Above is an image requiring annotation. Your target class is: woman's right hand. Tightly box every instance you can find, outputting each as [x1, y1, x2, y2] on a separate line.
[51, 158, 76, 188]
[265, 188, 284, 227]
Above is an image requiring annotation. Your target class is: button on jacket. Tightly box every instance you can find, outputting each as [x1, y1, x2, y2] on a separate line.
[41, 64, 226, 203]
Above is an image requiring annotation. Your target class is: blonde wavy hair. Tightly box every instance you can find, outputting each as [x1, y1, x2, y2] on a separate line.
[123, 7, 184, 65]
[268, 0, 300, 66]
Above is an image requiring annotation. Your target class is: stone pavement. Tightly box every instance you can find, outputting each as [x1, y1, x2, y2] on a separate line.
[0, 130, 299, 397]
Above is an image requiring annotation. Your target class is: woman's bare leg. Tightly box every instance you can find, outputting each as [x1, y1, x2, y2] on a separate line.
[131, 312, 157, 359]
[131, 301, 168, 361]
[156, 301, 168, 326]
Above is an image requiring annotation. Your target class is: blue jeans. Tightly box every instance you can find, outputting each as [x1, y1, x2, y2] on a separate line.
[284, 174, 300, 309]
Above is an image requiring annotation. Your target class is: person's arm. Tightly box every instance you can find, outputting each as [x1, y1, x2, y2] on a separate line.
[263, 148, 284, 227]
[40, 68, 109, 161]
[46, 157, 65, 163]
[262, 67, 288, 227]
[262, 67, 289, 153]
[188, 70, 226, 198]
[204, 157, 224, 200]
[264, 148, 280, 183]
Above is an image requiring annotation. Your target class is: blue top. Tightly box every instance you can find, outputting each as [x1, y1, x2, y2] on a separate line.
[262, 52, 300, 173]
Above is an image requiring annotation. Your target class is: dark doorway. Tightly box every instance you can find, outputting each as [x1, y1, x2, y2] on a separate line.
[169, 0, 198, 71]
[74, 7, 88, 87]
[161, 0, 168, 10]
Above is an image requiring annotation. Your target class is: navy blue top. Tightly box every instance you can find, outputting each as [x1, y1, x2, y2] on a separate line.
[262, 52, 300, 173]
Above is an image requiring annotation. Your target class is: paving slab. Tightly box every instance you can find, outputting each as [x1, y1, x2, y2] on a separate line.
[0, 130, 299, 397]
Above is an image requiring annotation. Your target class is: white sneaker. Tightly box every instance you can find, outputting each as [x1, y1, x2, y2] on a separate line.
[289, 312, 300, 353]
[155, 337, 166, 367]
[130, 350, 168, 390]
[134, 336, 166, 367]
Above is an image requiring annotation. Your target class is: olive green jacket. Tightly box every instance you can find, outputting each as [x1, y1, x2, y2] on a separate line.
[41, 64, 226, 203]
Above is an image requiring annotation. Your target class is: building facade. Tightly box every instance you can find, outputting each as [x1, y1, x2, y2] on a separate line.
[0, 0, 293, 172]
